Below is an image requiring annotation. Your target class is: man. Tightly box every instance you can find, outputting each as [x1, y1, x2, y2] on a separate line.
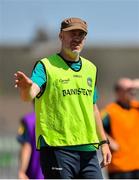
[14, 17, 111, 179]
[17, 111, 44, 179]
[101, 78, 139, 179]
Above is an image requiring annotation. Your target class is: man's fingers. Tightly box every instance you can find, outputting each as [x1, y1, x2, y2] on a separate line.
[100, 154, 112, 168]
[103, 155, 107, 167]
[14, 71, 24, 88]
[15, 84, 18, 88]
[14, 71, 25, 80]
[107, 154, 112, 163]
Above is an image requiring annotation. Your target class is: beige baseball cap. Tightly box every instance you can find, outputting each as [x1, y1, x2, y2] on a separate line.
[60, 17, 88, 33]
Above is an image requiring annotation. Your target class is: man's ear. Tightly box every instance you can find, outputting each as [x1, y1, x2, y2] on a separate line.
[59, 32, 62, 40]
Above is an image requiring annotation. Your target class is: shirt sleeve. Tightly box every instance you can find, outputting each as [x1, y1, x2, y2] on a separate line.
[93, 87, 99, 104]
[16, 121, 31, 144]
[31, 62, 47, 87]
[101, 110, 111, 134]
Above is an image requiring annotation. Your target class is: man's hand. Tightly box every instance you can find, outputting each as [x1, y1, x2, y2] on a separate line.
[100, 143, 112, 168]
[14, 71, 40, 101]
[18, 170, 29, 179]
[14, 71, 33, 89]
[109, 139, 119, 152]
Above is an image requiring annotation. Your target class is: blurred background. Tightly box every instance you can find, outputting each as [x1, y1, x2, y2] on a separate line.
[0, 0, 139, 178]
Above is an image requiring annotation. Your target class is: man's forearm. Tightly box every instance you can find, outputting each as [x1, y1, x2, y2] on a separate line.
[20, 83, 40, 101]
[94, 104, 107, 141]
[19, 143, 32, 175]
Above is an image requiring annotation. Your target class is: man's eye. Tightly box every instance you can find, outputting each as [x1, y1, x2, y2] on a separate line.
[80, 32, 84, 36]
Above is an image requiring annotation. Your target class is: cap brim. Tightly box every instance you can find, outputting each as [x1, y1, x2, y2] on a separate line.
[62, 26, 87, 33]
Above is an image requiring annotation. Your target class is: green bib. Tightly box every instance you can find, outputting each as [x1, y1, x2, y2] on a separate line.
[35, 54, 99, 149]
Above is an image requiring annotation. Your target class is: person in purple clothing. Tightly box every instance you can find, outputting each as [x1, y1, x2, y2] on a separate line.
[17, 110, 44, 179]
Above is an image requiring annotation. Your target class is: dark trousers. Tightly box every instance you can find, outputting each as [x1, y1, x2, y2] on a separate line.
[109, 170, 139, 179]
[40, 147, 103, 179]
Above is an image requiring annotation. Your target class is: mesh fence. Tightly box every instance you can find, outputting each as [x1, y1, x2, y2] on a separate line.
[0, 136, 20, 178]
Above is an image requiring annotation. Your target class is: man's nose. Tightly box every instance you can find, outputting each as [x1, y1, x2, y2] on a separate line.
[73, 36, 81, 42]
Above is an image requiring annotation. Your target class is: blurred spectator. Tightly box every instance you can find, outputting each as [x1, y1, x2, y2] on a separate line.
[101, 77, 139, 179]
[17, 111, 44, 179]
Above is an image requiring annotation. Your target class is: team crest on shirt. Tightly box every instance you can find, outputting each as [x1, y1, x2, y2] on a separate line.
[87, 77, 92, 87]
[18, 123, 25, 135]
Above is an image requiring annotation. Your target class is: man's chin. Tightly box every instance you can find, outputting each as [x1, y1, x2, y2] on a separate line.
[72, 50, 80, 56]
[64, 48, 80, 59]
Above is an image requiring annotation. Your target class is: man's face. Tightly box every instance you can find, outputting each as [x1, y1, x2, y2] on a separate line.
[59, 29, 86, 55]
[117, 88, 136, 102]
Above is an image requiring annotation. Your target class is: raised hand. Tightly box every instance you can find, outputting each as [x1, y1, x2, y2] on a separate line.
[14, 71, 33, 89]
[14, 71, 40, 101]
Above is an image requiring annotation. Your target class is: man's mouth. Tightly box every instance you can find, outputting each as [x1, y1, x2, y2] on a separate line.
[71, 43, 80, 50]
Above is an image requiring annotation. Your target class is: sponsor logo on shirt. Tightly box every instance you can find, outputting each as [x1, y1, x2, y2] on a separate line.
[59, 78, 70, 84]
[51, 167, 63, 171]
[73, 74, 82, 78]
[62, 88, 92, 96]
[87, 77, 92, 87]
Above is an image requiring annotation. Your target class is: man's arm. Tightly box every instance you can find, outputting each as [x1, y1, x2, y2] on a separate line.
[101, 111, 119, 151]
[93, 104, 112, 167]
[18, 143, 32, 179]
[17, 121, 32, 179]
[14, 71, 40, 101]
